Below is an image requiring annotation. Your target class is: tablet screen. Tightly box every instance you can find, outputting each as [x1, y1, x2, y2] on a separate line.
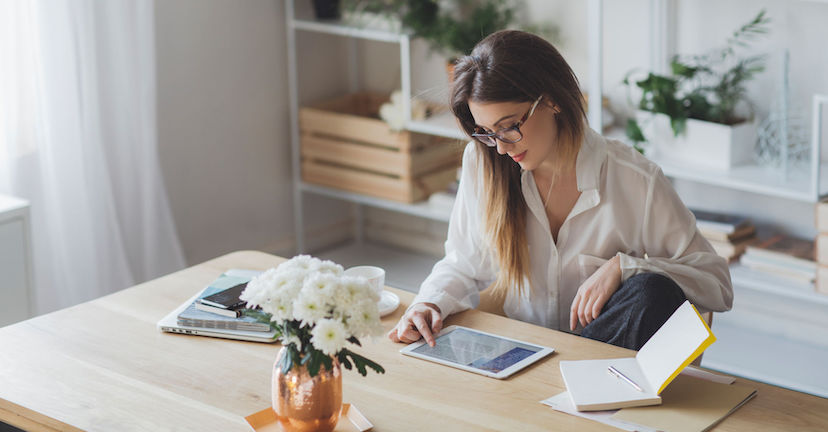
[411, 327, 541, 373]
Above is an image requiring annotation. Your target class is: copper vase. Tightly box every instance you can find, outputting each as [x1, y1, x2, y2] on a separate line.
[272, 347, 342, 432]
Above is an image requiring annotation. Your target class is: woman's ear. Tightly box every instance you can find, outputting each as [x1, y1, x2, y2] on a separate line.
[541, 96, 561, 114]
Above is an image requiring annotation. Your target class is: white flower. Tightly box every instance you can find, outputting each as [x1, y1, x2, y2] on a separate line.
[240, 268, 281, 307]
[301, 273, 339, 306]
[311, 318, 348, 355]
[317, 259, 344, 276]
[345, 299, 383, 339]
[279, 255, 322, 273]
[333, 276, 370, 311]
[242, 268, 305, 321]
[292, 290, 328, 326]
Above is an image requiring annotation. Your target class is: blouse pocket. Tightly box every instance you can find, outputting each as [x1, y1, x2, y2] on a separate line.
[577, 254, 609, 284]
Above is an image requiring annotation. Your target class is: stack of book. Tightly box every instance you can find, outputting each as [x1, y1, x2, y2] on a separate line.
[816, 201, 828, 295]
[691, 209, 756, 261]
[740, 234, 816, 285]
[177, 272, 271, 333]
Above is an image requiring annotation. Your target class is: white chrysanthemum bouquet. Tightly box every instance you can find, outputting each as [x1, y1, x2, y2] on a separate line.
[240, 255, 385, 377]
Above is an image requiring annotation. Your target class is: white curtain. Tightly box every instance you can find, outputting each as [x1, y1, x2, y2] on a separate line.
[0, 0, 186, 314]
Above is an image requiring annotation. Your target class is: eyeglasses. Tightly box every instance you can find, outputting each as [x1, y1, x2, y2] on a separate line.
[470, 95, 543, 147]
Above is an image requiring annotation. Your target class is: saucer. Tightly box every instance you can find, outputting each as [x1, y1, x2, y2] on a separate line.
[378, 291, 400, 317]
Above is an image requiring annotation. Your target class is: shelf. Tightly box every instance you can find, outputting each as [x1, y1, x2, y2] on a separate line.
[729, 263, 828, 305]
[605, 128, 827, 203]
[655, 158, 828, 202]
[300, 182, 452, 223]
[407, 111, 467, 141]
[290, 18, 408, 43]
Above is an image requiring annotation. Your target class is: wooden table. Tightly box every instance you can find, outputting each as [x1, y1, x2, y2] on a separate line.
[1, 251, 826, 431]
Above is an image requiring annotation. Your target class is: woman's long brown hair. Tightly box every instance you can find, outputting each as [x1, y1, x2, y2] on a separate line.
[450, 30, 586, 299]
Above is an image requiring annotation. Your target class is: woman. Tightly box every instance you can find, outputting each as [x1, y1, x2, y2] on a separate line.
[388, 30, 732, 351]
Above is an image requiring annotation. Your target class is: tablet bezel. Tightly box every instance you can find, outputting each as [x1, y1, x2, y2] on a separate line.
[399, 325, 555, 379]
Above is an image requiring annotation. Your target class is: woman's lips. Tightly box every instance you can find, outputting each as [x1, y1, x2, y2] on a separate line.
[511, 151, 527, 162]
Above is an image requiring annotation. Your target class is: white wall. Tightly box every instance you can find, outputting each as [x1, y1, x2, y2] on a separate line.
[155, 0, 291, 264]
[156, 0, 360, 264]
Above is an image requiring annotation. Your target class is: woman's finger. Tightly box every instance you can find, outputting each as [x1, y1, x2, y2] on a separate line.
[591, 293, 607, 320]
[412, 314, 436, 347]
[570, 293, 581, 331]
[583, 292, 598, 325]
[578, 289, 591, 328]
[428, 308, 443, 335]
[398, 325, 422, 343]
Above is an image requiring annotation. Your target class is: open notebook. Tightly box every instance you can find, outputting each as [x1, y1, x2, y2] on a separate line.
[560, 300, 715, 411]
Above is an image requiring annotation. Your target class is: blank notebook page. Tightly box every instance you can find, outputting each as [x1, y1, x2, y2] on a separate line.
[636, 301, 715, 393]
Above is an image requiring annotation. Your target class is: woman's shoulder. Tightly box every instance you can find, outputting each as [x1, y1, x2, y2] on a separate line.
[601, 135, 662, 182]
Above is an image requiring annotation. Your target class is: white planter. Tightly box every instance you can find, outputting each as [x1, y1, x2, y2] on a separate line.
[341, 11, 402, 33]
[637, 111, 757, 171]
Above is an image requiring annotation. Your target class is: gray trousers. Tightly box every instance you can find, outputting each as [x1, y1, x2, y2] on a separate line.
[580, 273, 687, 351]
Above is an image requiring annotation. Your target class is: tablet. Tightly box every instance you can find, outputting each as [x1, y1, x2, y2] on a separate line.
[399, 325, 554, 379]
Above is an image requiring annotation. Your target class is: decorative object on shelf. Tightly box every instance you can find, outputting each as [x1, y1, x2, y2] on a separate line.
[624, 9, 770, 167]
[241, 255, 385, 432]
[312, 0, 342, 20]
[300, 92, 463, 203]
[741, 233, 816, 285]
[340, 0, 402, 32]
[755, 50, 810, 177]
[379, 89, 430, 131]
[691, 208, 756, 262]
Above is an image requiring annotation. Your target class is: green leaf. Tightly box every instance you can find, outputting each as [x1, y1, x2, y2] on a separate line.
[342, 348, 386, 377]
[625, 119, 645, 143]
[281, 348, 294, 375]
[347, 336, 361, 347]
[321, 355, 333, 373]
[338, 351, 353, 371]
[670, 59, 698, 78]
[670, 116, 687, 137]
[308, 350, 321, 377]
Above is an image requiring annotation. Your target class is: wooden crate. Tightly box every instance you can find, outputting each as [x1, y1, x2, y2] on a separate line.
[300, 93, 463, 203]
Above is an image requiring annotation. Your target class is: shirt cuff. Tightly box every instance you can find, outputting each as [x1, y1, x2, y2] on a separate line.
[617, 251, 645, 282]
[407, 291, 459, 317]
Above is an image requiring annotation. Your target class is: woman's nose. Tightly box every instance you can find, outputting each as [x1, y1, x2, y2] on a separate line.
[495, 139, 512, 155]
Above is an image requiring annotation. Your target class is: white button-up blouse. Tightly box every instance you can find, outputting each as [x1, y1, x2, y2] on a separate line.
[412, 127, 733, 331]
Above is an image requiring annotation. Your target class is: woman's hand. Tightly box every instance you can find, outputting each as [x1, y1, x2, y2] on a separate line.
[569, 255, 622, 331]
[387, 302, 443, 347]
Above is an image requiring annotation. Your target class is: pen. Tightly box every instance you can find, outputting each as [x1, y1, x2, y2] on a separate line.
[607, 365, 644, 392]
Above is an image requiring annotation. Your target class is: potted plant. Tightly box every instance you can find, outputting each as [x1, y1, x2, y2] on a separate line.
[624, 10, 770, 170]
[343, 1, 544, 80]
[241, 255, 385, 432]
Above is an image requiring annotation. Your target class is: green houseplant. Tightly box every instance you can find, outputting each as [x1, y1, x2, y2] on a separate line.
[624, 10, 770, 160]
[343, 0, 530, 58]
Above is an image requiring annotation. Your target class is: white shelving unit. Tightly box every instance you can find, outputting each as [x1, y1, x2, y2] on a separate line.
[286, 0, 472, 253]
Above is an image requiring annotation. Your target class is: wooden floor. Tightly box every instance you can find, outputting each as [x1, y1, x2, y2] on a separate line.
[318, 240, 828, 398]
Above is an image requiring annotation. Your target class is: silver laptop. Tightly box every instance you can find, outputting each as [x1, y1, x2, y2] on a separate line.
[156, 270, 277, 343]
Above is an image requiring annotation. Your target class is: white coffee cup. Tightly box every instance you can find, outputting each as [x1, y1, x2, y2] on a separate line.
[343, 266, 386, 298]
